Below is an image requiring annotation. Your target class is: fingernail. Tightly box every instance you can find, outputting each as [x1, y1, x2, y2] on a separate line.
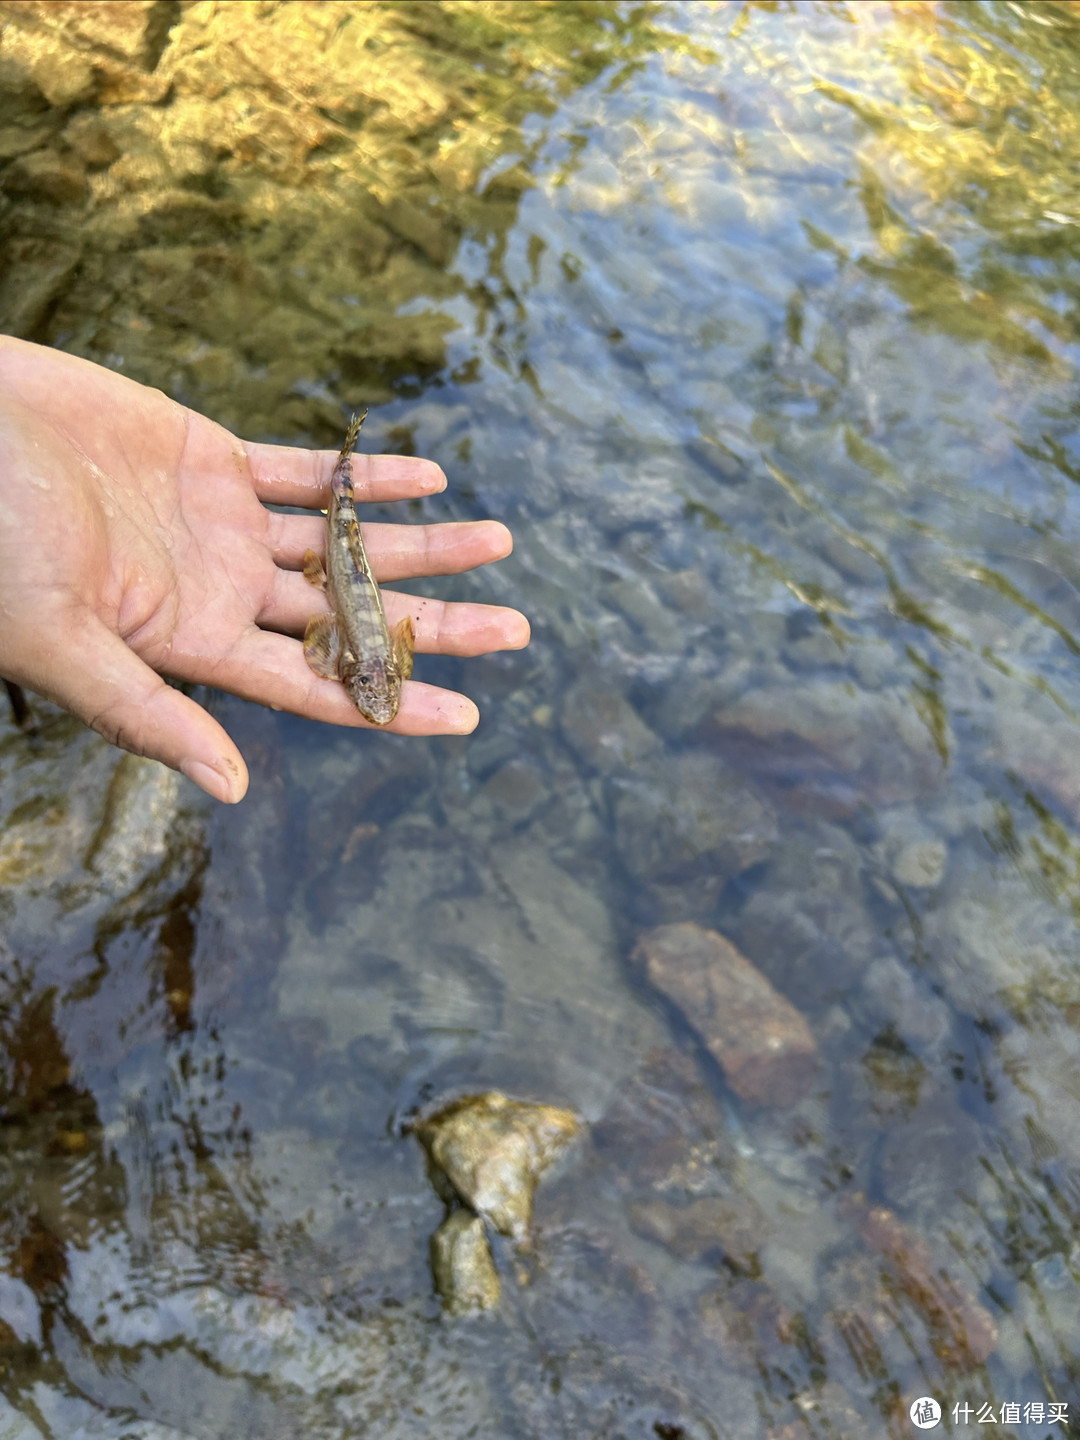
[181, 758, 237, 803]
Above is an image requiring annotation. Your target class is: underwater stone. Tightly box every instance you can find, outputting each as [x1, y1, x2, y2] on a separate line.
[0, 148, 87, 205]
[892, 838, 947, 889]
[430, 1211, 501, 1316]
[634, 923, 817, 1106]
[480, 758, 546, 825]
[31, 50, 96, 108]
[592, 1046, 735, 1193]
[560, 678, 659, 774]
[734, 825, 875, 1006]
[84, 753, 180, 894]
[628, 1195, 764, 1273]
[989, 711, 1080, 824]
[62, 113, 121, 168]
[5, 1, 171, 68]
[613, 751, 776, 887]
[840, 1192, 997, 1369]
[414, 1091, 579, 1244]
[702, 680, 947, 812]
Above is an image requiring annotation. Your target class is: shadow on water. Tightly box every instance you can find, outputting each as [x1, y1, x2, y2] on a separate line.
[3, 0, 1080, 1434]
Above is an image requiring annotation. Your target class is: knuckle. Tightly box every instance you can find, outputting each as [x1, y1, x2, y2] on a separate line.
[86, 704, 149, 757]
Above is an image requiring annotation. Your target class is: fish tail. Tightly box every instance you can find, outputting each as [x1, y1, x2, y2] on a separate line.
[332, 408, 368, 498]
[340, 409, 368, 462]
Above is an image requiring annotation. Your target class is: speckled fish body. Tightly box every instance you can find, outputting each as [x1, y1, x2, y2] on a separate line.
[302, 412, 414, 725]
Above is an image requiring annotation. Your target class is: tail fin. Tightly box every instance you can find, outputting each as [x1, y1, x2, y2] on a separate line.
[339, 408, 369, 462]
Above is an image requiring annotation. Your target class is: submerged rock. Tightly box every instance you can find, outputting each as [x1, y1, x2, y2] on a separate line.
[479, 758, 547, 826]
[612, 751, 776, 916]
[701, 680, 947, 814]
[414, 1091, 579, 1317]
[840, 1193, 997, 1370]
[0, 147, 88, 205]
[634, 924, 817, 1106]
[0, 722, 198, 909]
[414, 1092, 579, 1244]
[592, 1046, 736, 1194]
[85, 754, 181, 894]
[734, 826, 875, 1005]
[560, 678, 659, 774]
[924, 873, 1078, 1022]
[891, 837, 947, 890]
[697, 1277, 796, 1369]
[870, 813, 948, 893]
[988, 710, 1080, 824]
[628, 1195, 764, 1275]
[430, 1211, 501, 1316]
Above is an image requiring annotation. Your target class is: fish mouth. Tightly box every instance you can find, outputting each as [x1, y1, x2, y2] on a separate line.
[349, 687, 398, 726]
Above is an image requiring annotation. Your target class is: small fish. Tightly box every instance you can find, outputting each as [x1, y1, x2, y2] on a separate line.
[302, 411, 414, 725]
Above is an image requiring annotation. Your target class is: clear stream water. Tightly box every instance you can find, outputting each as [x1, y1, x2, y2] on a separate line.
[2, 2, 1080, 1436]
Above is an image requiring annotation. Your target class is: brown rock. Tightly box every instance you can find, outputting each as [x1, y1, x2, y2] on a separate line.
[92, 63, 171, 106]
[698, 1277, 796, 1365]
[481, 758, 546, 824]
[634, 924, 818, 1106]
[0, 52, 49, 127]
[136, 190, 244, 245]
[841, 1193, 997, 1369]
[378, 193, 457, 268]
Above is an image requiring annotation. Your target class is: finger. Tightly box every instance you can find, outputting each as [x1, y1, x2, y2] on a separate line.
[30, 616, 248, 803]
[385, 591, 530, 655]
[257, 575, 531, 655]
[245, 442, 447, 508]
[265, 515, 513, 579]
[183, 627, 480, 734]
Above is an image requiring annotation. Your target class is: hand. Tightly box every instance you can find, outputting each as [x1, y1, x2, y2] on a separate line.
[0, 337, 529, 803]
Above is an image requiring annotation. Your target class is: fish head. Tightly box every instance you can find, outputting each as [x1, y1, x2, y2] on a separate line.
[342, 658, 401, 726]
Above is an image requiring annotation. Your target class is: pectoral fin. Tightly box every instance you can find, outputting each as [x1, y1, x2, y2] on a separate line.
[303, 549, 327, 590]
[303, 612, 341, 680]
[391, 615, 415, 681]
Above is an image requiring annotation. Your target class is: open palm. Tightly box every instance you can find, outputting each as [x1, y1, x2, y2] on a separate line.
[0, 338, 528, 802]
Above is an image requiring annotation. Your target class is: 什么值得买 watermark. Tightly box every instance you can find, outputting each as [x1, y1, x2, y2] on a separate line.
[909, 1396, 1068, 1428]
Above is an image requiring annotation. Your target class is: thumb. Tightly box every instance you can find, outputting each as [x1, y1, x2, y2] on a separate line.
[38, 617, 248, 803]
